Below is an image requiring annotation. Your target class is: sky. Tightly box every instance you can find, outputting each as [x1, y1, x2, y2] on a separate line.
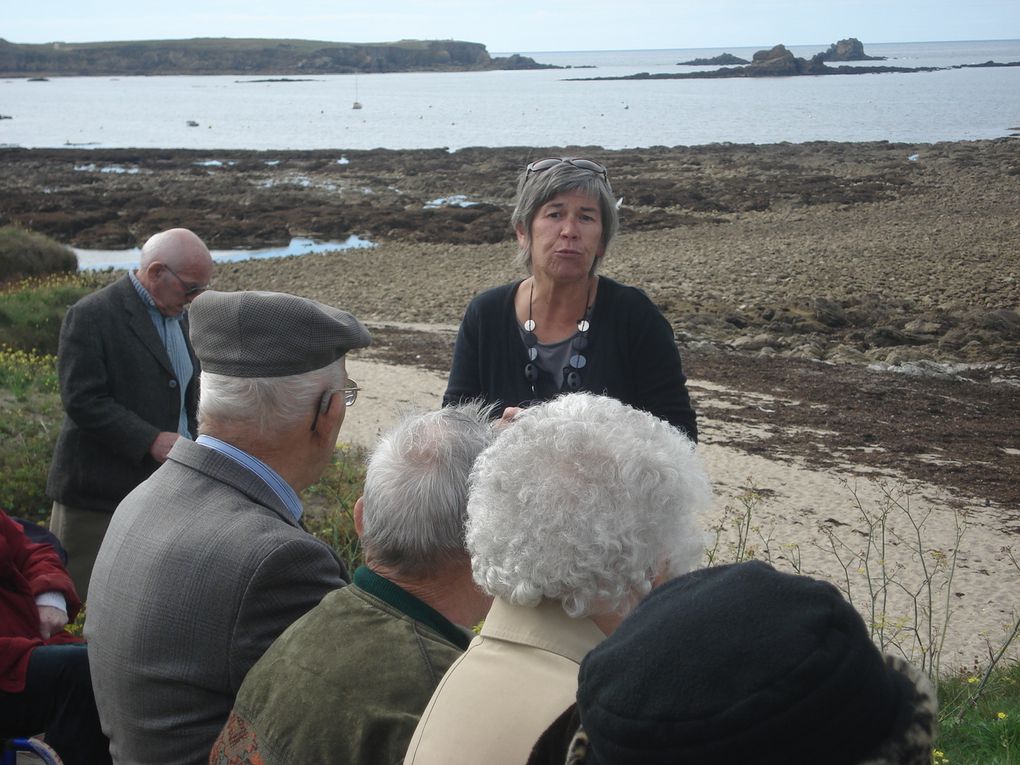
[3, 0, 1019, 52]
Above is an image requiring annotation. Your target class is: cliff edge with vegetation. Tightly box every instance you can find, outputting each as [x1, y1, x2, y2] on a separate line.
[0, 37, 553, 76]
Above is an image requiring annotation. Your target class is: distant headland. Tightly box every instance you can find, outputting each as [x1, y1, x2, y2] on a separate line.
[575, 38, 1019, 80]
[0, 37, 555, 77]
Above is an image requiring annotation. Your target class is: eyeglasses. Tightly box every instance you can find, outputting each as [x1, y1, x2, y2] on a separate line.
[340, 380, 361, 408]
[164, 264, 210, 297]
[310, 378, 361, 431]
[526, 158, 609, 181]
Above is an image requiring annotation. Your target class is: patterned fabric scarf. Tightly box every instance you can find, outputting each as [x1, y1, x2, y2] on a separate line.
[129, 271, 194, 437]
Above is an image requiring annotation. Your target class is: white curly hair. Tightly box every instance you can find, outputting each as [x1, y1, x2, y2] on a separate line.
[466, 393, 712, 619]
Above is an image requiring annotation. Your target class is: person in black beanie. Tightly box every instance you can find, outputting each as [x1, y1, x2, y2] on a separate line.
[530, 560, 936, 765]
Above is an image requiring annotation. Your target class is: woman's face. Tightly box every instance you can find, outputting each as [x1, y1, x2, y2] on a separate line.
[518, 189, 604, 283]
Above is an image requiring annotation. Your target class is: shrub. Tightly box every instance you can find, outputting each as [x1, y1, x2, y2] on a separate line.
[0, 225, 77, 284]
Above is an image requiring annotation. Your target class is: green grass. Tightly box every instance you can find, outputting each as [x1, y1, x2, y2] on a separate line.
[0, 345, 61, 521]
[0, 273, 108, 522]
[302, 444, 368, 571]
[0, 272, 110, 355]
[0, 344, 58, 396]
[936, 662, 1020, 764]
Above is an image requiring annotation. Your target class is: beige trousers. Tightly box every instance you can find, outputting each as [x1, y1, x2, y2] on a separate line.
[49, 502, 112, 602]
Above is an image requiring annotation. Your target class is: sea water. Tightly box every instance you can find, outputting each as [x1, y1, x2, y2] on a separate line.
[1, 40, 1018, 151]
[74, 235, 374, 270]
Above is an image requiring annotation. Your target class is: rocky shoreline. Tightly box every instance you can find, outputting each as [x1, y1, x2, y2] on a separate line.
[3, 139, 1017, 369]
[1, 139, 1017, 507]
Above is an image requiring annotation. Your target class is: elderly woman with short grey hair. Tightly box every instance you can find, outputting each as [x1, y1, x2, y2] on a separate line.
[404, 393, 712, 765]
[443, 157, 698, 440]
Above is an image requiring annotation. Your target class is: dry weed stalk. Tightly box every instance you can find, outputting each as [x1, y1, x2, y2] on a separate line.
[705, 476, 1019, 705]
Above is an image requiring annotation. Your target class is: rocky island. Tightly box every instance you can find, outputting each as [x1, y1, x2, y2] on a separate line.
[817, 37, 886, 61]
[580, 38, 1017, 80]
[678, 53, 749, 66]
[0, 37, 553, 77]
[678, 38, 884, 67]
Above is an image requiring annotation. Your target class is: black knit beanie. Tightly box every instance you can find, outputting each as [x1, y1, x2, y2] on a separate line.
[576, 561, 933, 765]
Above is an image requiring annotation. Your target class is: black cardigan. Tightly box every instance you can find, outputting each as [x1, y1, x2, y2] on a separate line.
[443, 277, 698, 441]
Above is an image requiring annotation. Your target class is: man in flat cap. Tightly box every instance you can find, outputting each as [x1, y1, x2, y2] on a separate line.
[210, 403, 496, 765]
[85, 290, 371, 765]
[47, 228, 214, 599]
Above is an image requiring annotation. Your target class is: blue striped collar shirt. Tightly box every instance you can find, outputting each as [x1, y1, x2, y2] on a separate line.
[195, 435, 304, 523]
[129, 271, 194, 438]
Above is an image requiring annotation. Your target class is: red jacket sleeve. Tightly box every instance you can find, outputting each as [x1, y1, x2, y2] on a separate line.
[1, 510, 83, 693]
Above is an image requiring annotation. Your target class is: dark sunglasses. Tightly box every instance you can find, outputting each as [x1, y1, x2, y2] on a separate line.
[526, 157, 609, 181]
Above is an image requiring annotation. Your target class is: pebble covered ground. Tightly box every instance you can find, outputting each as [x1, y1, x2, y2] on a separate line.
[2, 139, 1017, 506]
[6, 138, 1000, 368]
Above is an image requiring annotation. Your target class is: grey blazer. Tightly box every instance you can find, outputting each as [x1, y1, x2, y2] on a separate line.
[85, 438, 349, 765]
[46, 275, 200, 513]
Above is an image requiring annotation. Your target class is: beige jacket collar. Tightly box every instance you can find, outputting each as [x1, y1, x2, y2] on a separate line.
[480, 597, 605, 663]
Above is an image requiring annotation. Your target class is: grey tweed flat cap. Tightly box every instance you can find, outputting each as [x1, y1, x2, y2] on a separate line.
[189, 290, 371, 377]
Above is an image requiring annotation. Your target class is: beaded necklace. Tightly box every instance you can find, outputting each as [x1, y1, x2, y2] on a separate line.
[522, 278, 594, 391]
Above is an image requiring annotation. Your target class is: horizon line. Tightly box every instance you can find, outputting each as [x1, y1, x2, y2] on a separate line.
[3, 35, 1018, 53]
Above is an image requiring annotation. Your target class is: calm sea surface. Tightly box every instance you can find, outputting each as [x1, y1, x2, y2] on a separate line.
[1, 40, 1018, 150]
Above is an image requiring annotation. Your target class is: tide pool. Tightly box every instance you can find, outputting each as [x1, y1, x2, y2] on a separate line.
[75, 235, 374, 271]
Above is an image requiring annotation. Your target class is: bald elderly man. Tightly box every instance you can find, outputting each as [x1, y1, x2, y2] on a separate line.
[47, 228, 214, 598]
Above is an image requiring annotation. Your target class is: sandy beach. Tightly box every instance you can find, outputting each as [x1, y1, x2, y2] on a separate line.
[2, 139, 1018, 669]
[339, 351, 1017, 672]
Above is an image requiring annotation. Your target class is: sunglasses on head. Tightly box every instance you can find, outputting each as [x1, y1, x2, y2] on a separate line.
[526, 157, 609, 181]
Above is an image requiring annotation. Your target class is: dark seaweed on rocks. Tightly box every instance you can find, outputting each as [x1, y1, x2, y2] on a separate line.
[3, 139, 1016, 507]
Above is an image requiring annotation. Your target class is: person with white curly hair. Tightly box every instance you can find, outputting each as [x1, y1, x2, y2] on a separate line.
[405, 392, 712, 765]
